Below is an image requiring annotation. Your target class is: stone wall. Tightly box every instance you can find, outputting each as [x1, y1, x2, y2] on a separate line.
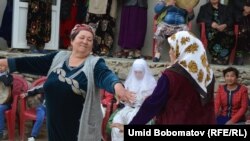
[1, 51, 250, 117]
[1, 51, 250, 96]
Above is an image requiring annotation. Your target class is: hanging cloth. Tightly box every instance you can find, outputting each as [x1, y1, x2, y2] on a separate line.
[26, 0, 52, 50]
[0, 0, 14, 47]
[88, 0, 108, 15]
[59, 0, 88, 49]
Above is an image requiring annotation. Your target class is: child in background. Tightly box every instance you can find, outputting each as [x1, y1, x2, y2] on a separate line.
[0, 66, 13, 140]
[20, 84, 46, 141]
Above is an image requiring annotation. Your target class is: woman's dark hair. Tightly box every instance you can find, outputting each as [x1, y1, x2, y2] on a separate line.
[223, 67, 239, 78]
[70, 30, 80, 41]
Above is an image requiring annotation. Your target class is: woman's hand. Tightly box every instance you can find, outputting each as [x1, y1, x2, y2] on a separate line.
[211, 22, 219, 29]
[243, 11, 250, 16]
[111, 123, 124, 133]
[244, 6, 250, 13]
[114, 83, 136, 104]
[117, 90, 136, 105]
[217, 24, 227, 32]
[20, 93, 27, 99]
[225, 120, 234, 125]
[243, 6, 250, 16]
[185, 8, 193, 13]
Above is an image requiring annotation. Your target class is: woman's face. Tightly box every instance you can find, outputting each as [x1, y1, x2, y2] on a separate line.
[224, 71, 238, 85]
[71, 30, 94, 55]
[169, 48, 177, 64]
[0, 65, 6, 73]
[134, 70, 144, 80]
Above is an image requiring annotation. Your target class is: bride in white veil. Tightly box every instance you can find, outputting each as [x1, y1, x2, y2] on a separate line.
[111, 59, 157, 141]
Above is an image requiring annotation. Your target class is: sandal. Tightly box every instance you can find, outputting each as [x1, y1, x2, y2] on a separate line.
[153, 57, 160, 62]
[133, 50, 141, 59]
[116, 50, 124, 58]
[153, 53, 161, 62]
[127, 51, 134, 59]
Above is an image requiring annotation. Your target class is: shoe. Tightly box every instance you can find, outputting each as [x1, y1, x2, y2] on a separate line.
[0, 132, 3, 140]
[127, 51, 134, 59]
[28, 137, 36, 141]
[0, 130, 8, 140]
[153, 57, 160, 62]
[133, 50, 141, 59]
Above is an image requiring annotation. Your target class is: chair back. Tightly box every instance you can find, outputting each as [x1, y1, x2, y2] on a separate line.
[12, 74, 29, 97]
[31, 76, 47, 87]
[5, 74, 28, 141]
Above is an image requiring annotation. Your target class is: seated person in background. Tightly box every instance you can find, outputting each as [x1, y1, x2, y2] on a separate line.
[153, 0, 194, 62]
[20, 84, 46, 141]
[215, 67, 248, 125]
[111, 59, 156, 141]
[0, 67, 13, 140]
[197, 0, 234, 65]
[228, 0, 250, 65]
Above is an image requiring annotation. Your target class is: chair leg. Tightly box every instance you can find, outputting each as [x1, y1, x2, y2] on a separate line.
[19, 118, 26, 141]
[6, 116, 15, 141]
[230, 25, 239, 64]
[229, 47, 236, 65]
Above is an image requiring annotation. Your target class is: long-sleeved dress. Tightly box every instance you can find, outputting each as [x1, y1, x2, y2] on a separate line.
[215, 84, 248, 124]
[129, 67, 216, 125]
[7, 51, 120, 141]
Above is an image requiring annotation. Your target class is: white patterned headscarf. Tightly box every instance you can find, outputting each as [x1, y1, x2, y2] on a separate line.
[167, 31, 214, 94]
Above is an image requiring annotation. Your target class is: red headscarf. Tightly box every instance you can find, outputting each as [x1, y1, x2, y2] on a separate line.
[70, 24, 95, 38]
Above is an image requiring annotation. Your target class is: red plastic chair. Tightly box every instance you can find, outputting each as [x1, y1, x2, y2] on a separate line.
[100, 89, 114, 107]
[101, 90, 117, 141]
[4, 74, 29, 141]
[19, 76, 47, 141]
[152, 15, 192, 58]
[199, 22, 239, 64]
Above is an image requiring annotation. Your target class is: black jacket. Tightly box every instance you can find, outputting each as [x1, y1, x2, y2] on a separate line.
[197, 2, 233, 28]
[27, 84, 45, 104]
[228, 0, 250, 23]
[0, 73, 13, 87]
[123, 0, 148, 8]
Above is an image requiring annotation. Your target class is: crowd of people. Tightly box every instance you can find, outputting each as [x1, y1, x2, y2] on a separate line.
[0, 0, 249, 141]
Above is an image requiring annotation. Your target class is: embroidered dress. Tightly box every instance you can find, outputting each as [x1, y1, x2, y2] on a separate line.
[8, 51, 120, 141]
[205, 7, 234, 65]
